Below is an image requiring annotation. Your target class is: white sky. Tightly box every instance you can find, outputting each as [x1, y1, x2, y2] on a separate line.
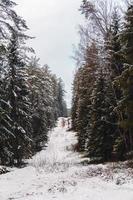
[15, 0, 84, 108]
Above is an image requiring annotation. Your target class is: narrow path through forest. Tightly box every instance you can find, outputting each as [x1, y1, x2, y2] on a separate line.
[0, 119, 133, 200]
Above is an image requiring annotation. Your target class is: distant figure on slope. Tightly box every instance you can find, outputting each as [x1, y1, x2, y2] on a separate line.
[61, 118, 66, 128]
[67, 117, 71, 129]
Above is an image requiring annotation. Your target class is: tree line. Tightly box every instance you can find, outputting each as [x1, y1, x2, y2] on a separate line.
[0, 0, 67, 166]
[72, 0, 133, 163]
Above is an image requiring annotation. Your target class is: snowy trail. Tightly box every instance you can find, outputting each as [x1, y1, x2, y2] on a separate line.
[0, 120, 133, 200]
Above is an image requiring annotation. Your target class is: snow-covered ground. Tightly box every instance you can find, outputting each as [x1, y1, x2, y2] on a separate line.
[0, 119, 133, 200]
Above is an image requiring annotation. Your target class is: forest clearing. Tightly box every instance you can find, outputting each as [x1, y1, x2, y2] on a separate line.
[0, 0, 133, 199]
[0, 119, 133, 200]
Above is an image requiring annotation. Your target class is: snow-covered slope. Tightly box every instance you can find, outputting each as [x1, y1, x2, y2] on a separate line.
[0, 120, 133, 200]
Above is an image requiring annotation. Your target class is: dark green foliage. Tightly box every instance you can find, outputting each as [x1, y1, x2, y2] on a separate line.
[72, 43, 98, 152]
[0, 0, 32, 166]
[114, 3, 133, 153]
[27, 62, 63, 151]
[71, 68, 82, 131]
[0, 1, 67, 166]
[5, 31, 33, 166]
[72, 1, 133, 163]
[88, 72, 117, 162]
[110, 9, 124, 79]
[108, 9, 127, 160]
[57, 78, 67, 117]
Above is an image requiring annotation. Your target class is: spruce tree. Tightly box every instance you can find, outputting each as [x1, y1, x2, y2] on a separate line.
[71, 68, 81, 131]
[115, 3, 133, 153]
[0, 0, 32, 165]
[6, 31, 32, 166]
[108, 9, 126, 160]
[0, 0, 29, 40]
[27, 61, 62, 151]
[0, 39, 12, 164]
[57, 78, 67, 117]
[110, 9, 123, 79]
[88, 71, 116, 162]
[72, 43, 98, 151]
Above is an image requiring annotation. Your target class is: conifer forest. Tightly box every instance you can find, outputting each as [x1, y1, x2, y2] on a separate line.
[72, 0, 133, 163]
[0, 0, 133, 200]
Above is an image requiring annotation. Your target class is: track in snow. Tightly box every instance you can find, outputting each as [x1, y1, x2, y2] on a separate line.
[0, 119, 133, 200]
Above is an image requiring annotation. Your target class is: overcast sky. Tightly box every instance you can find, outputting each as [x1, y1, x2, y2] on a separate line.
[15, 0, 84, 108]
